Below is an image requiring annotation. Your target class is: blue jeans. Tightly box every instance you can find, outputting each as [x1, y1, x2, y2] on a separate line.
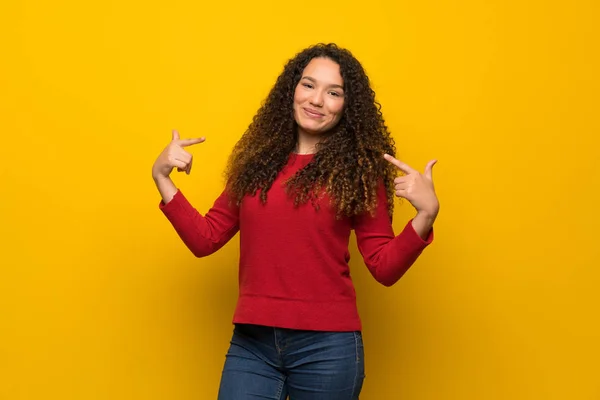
[217, 324, 365, 399]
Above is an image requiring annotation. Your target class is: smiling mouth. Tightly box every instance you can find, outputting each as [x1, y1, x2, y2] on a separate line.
[303, 108, 324, 118]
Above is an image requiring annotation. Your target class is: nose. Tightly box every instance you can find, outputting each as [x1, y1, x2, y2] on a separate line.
[309, 90, 324, 107]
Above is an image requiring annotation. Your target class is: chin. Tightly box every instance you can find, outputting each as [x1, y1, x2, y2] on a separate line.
[300, 124, 327, 135]
[298, 118, 331, 133]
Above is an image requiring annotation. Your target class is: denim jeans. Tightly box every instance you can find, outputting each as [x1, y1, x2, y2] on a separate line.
[217, 323, 365, 399]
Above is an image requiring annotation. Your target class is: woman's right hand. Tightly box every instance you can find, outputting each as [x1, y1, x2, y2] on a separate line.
[152, 129, 205, 180]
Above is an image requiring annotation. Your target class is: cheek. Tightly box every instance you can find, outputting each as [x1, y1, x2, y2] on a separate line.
[293, 86, 305, 106]
[329, 101, 344, 119]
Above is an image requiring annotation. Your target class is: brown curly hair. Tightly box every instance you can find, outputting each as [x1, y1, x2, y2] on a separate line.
[224, 43, 397, 219]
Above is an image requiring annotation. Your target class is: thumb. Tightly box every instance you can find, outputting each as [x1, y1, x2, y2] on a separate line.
[424, 159, 437, 180]
[172, 129, 180, 141]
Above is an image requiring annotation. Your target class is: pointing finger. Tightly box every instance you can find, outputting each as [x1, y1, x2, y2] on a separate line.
[172, 129, 180, 141]
[384, 154, 417, 174]
[179, 137, 206, 147]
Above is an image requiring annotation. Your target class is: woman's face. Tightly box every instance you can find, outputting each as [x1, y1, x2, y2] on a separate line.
[293, 57, 345, 136]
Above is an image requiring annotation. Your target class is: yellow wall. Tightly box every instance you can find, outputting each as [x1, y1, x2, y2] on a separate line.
[1, 0, 598, 399]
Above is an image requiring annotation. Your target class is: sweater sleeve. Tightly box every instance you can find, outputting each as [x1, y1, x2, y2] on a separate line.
[159, 189, 240, 257]
[352, 183, 433, 287]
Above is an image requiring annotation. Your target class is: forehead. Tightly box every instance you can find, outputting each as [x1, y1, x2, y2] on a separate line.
[301, 57, 343, 85]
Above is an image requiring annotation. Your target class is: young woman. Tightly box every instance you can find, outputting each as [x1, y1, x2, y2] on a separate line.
[152, 43, 439, 399]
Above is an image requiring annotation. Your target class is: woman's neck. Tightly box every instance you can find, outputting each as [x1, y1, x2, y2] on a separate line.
[294, 144, 317, 155]
[295, 128, 323, 154]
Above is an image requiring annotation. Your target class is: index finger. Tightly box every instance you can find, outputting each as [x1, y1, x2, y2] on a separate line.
[179, 137, 206, 147]
[383, 154, 417, 174]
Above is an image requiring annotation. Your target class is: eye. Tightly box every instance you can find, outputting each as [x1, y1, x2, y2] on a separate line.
[302, 83, 314, 89]
[329, 91, 343, 97]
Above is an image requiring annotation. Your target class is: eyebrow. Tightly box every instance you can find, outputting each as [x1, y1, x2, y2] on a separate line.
[301, 76, 344, 90]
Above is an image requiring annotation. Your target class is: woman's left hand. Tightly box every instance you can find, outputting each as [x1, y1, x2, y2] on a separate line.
[384, 154, 440, 220]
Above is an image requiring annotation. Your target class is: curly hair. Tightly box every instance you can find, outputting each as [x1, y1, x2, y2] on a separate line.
[224, 43, 397, 219]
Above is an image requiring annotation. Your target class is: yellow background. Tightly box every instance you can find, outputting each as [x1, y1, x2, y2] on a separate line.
[1, 0, 598, 399]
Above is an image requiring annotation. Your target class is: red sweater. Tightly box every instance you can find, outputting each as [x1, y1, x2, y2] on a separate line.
[159, 153, 433, 331]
